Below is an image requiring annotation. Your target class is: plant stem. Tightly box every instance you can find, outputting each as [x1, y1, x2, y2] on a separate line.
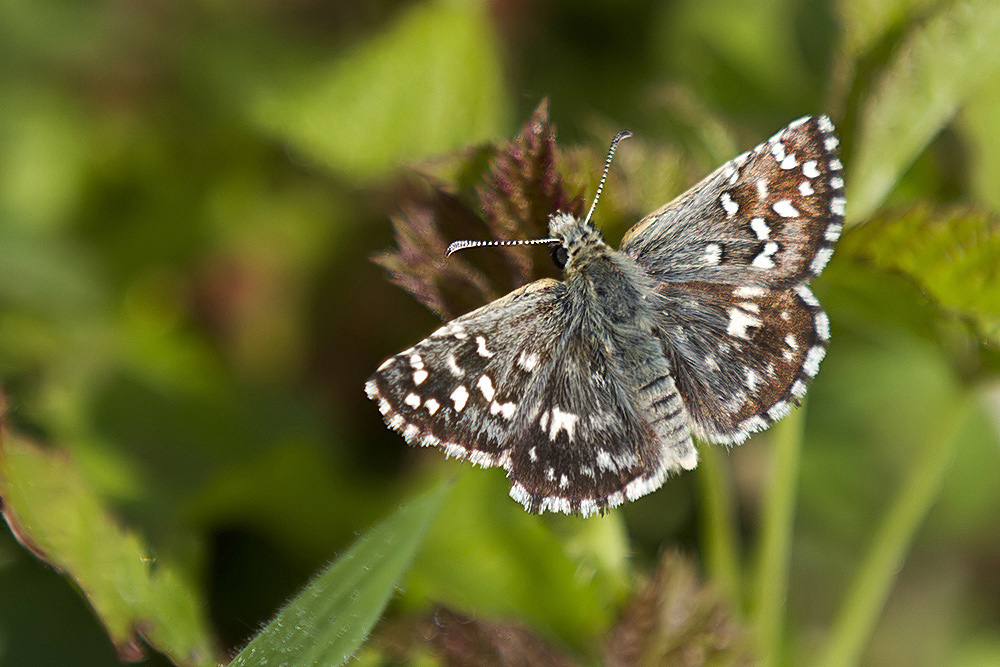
[816, 389, 972, 667]
[697, 443, 742, 606]
[748, 403, 806, 666]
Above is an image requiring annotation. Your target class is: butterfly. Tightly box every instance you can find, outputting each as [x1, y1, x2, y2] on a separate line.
[366, 115, 843, 516]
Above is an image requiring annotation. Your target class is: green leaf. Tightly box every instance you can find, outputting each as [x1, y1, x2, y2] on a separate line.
[848, 0, 1000, 221]
[0, 432, 217, 666]
[252, 0, 509, 180]
[228, 478, 450, 667]
[839, 205, 1000, 346]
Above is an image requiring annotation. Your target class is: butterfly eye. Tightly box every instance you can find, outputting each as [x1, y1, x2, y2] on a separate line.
[550, 244, 569, 269]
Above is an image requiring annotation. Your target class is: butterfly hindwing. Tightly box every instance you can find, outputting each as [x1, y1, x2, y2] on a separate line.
[655, 280, 828, 444]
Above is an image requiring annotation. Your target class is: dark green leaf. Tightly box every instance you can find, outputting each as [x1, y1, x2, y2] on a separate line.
[228, 479, 450, 667]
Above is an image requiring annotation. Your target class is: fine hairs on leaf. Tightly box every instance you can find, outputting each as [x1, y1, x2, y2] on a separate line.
[228, 480, 450, 667]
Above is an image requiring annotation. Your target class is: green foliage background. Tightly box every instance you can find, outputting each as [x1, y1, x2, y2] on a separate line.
[1, 0, 1000, 665]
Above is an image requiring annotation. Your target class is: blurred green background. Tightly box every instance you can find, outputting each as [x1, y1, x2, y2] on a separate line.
[2, 0, 1000, 665]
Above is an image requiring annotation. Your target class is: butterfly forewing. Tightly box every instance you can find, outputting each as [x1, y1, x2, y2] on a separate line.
[621, 115, 843, 286]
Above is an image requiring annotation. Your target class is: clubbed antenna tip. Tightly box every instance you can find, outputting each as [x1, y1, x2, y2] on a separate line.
[446, 237, 560, 257]
[583, 130, 632, 225]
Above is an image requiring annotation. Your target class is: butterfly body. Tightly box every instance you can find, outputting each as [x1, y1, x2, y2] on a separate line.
[367, 115, 844, 516]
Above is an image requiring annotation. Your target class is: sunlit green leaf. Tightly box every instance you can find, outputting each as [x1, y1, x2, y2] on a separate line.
[837, 0, 944, 56]
[228, 479, 450, 667]
[0, 433, 217, 666]
[252, 0, 509, 180]
[848, 0, 1000, 221]
[839, 205, 1000, 346]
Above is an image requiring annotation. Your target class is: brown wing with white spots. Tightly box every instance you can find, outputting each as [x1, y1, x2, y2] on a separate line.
[654, 281, 828, 444]
[619, 115, 842, 444]
[621, 115, 843, 287]
[366, 279, 695, 516]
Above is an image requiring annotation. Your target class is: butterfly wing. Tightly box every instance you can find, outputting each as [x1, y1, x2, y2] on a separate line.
[620, 115, 843, 443]
[366, 278, 697, 515]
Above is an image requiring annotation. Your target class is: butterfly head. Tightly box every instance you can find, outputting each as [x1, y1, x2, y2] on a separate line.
[547, 212, 606, 270]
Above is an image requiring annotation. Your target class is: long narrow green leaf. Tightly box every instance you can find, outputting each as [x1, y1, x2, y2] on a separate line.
[696, 444, 742, 607]
[229, 478, 450, 667]
[748, 404, 805, 666]
[848, 0, 1000, 221]
[817, 390, 972, 667]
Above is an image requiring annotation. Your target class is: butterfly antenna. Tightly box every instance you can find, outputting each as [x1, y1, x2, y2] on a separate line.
[446, 237, 559, 257]
[583, 129, 632, 225]
[446, 129, 631, 257]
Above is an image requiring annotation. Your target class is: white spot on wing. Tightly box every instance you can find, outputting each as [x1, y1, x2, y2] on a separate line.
[785, 333, 799, 350]
[773, 199, 799, 218]
[794, 283, 820, 307]
[734, 285, 767, 298]
[803, 160, 820, 178]
[752, 241, 780, 269]
[721, 192, 739, 216]
[750, 217, 770, 240]
[830, 175, 844, 190]
[548, 406, 579, 441]
[780, 154, 798, 169]
[377, 357, 394, 372]
[810, 246, 834, 274]
[424, 398, 440, 415]
[803, 345, 826, 376]
[518, 350, 539, 372]
[404, 393, 421, 409]
[475, 336, 494, 358]
[798, 180, 814, 196]
[450, 385, 469, 412]
[756, 178, 769, 198]
[831, 196, 846, 216]
[825, 223, 842, 242]
[727, 308, 762, 339]
[413, 369, 428, 385]
[477, 374, 495, 402]
[815, 311, 831, 340]
[702, 243, 722, 265]
[446, 353, 464, 377]
[771, 141, 786, 162]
